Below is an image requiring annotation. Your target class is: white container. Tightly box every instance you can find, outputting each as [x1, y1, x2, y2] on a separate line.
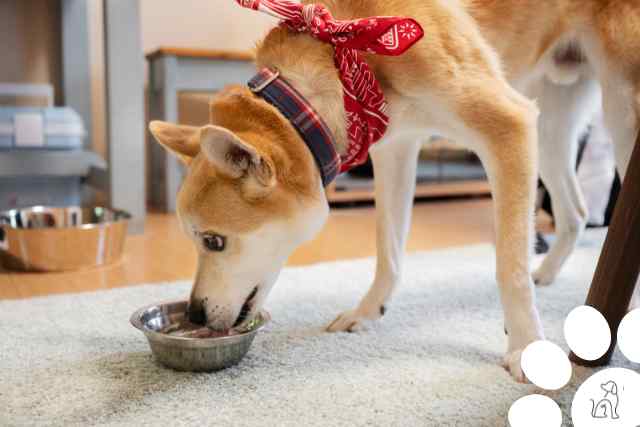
[0, 83, 85, 150]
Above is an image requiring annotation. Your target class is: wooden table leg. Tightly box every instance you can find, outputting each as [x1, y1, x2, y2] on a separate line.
[570, 132, 640, 367]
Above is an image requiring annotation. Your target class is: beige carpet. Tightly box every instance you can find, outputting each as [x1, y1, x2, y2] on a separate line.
[1, 229, 636, 426]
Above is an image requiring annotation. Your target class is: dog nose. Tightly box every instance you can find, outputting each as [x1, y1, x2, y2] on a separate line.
[187, 300, 207, 325]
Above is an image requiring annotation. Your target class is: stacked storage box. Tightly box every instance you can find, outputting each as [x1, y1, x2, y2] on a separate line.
[0, 107, 85, 149]
[0, 84, 105, 210]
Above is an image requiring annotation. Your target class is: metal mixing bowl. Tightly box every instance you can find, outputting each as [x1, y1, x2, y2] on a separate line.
[0, 206, 130, 272]
[130, 300, 270, 372]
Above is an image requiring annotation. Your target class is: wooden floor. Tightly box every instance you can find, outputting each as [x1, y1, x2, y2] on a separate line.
[0, 197, 499, 299]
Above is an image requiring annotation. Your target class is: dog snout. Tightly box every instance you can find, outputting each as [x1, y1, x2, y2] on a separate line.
[189, 298, 236, 331]
[206, 302, 237, 331]
[187, 299, 207, 325]
[206, 315, 235, 332]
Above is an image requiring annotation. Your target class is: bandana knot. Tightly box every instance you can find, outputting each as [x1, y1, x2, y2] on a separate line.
[236, 0, 424, 171]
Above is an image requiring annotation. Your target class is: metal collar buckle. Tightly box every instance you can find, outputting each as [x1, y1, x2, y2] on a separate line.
[249, 69, 280, 93]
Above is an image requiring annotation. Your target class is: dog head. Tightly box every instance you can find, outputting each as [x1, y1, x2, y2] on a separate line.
[149, 86, 328, 330]
[601, 381, 618, 396]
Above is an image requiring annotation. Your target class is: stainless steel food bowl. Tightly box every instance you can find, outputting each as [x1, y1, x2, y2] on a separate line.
[0, 206, 130, 272]
[130, 300, 270, 372]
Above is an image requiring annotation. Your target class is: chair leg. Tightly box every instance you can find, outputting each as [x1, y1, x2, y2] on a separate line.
[570, 132, 640, 366]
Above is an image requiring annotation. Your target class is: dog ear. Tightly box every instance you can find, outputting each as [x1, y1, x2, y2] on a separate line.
[149, 121, 200, 165]
[200, 125, 276, 192]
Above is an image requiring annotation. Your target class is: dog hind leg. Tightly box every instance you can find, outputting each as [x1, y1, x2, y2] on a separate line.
[529, 76, 600, 285]
[327, 139, 421, 332]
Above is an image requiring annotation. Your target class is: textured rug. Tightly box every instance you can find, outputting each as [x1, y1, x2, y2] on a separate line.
[1, 229, 636, 427]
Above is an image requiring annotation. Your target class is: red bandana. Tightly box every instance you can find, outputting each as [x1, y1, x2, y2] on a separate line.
[235, 0, 424, 172]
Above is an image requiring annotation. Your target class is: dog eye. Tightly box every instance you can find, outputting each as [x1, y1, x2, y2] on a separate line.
[202, 233, 226, 252]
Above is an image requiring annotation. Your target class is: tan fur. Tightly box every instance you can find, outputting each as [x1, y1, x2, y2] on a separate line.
[150, 85, 323, 235]
[150, 0, 640, 380]
[208, 86, 321, 198]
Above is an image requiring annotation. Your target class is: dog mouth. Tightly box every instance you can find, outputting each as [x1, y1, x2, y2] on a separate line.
[233, 285, 259, 328]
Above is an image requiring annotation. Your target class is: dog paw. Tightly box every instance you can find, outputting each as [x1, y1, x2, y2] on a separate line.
[326, 306, 382, 333]
[532, 266, 557, 287]
[503, 349, 529, 383]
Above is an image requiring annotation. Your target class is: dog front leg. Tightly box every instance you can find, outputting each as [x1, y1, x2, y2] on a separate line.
[327, 139, 421, 332]
[465, 85, 545, 382]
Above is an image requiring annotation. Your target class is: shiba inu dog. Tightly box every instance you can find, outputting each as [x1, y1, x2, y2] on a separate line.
[149, 0, 640, 382]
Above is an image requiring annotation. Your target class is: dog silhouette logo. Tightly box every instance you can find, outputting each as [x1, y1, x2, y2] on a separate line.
[508, 307, 640, 427]
[590, 380, 620, 420]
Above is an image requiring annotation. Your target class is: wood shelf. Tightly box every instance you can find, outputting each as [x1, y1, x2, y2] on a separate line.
[146, 47, 254, 62]
[327, 179, 490, 204]
[0, 150, 105, 177]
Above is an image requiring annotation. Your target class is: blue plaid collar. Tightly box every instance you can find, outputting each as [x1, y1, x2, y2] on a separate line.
[248, 68, 340, 187]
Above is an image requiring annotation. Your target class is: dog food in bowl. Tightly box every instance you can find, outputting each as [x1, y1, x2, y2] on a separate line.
[160, 321, 228, 338]
[131, 300, 269, 372]
[159, 317, 262, 339]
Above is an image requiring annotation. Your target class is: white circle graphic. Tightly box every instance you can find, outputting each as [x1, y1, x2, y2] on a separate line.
[564, 305, 611, 361]
[521, 340, 572, 390]
[508, 394, 562, 427]
[571, 368, 640, 427]
[618, 309, 640, 363]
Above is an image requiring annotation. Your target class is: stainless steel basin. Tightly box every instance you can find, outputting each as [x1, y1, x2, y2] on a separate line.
[0, 206, 130, 272]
